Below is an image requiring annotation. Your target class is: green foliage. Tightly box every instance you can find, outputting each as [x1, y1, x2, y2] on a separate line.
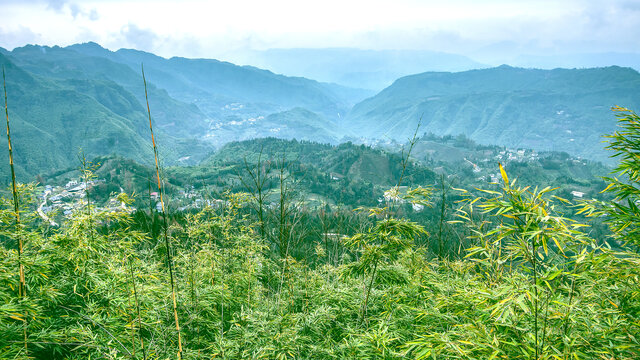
[1, 170, 639, 359]
[0, 49, 214, 181]
[586, 106, 640, 244]
[1, 67, 640, 359]
[407, 166, 640, 359]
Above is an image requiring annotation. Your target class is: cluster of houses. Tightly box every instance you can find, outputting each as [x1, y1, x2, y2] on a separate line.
[378, 186, 425, 212]
[473, 149, 588, 199]
[493, 148, 540, 162]
[39, 179, 232, 225]
[38, 178, 130, 224]
[171, 187, 225, 212]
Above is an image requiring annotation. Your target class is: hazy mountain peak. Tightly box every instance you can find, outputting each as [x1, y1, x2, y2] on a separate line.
[66, 42, 112, 57]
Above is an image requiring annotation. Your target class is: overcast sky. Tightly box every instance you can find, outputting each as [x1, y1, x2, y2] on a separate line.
[1, 0, 639, 61]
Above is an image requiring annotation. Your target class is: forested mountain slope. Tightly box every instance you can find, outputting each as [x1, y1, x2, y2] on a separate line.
[67, 42, 370, 121]
[347, 65, 640, 162]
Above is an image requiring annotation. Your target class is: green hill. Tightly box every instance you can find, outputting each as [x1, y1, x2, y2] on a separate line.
[4, 42, 637, 181]
[43, 136, 609, 212]
[68, 42, 368, 121]
[0, 52, 212, 182]
[0, 42, 370, 181]
[7, 44, 209, 138]
[203, 137, 426, 186]
[346, 65, 640, 162]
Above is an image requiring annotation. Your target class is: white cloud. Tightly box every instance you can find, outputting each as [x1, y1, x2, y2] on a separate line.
[0, 0, 638, 60]
[0, 26, 43, 50]
[119, 23, 157, 51]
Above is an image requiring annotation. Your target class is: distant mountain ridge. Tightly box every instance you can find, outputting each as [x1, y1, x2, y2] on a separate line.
[66, 42, 371, 146]
[346, 65, 640, 163]
[0, 51, 156, 181]
[237, 48, 486, 90]
[68, 42, 371, 120]
[0, 41, 637, 182]
[512, 52, 640, 71]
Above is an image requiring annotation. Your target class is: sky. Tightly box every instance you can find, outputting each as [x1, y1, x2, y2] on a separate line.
[1, 0, 640, 62]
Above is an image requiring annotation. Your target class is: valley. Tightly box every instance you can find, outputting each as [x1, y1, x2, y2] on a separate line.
[1, 42, 638, 184]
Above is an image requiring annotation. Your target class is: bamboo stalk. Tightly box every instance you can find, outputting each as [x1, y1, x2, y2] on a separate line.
[78, 151, 95, 243]
[3, 66, 27, 352]
[128, 256, 147, 360]
[124, 257, 136, 359]
[141, 64, 183, 359]
[60, 305, 133, 358]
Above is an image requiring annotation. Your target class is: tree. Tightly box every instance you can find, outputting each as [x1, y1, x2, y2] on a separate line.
[238, 146, 272, 240]
[344, 217, 427, 323]
[579, 106, 640, 245]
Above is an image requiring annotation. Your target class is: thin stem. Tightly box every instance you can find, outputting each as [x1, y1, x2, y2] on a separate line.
[361, 257, 379, 324]
[142, 64, 183, 359]
[3, 66, 27, 352]
[396, 116, 422, 189]
[391, 116, 422, 216]
[128, 256, 147, 360]
[532, 237, 539, 360]
[562, 259, 579, 359]
[540, 288, 551, 356]
[79, 152, 95, 243]
[238, 145, 270, 239]
[438, 174, 447, 260]
[124, 259, 136, 359]
[60, 305, 134, 358]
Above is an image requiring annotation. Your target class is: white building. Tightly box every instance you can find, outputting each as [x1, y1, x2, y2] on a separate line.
[571, 191, 585, 198]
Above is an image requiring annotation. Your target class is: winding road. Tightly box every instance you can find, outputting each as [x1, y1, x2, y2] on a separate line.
[38, 190, 59, 227]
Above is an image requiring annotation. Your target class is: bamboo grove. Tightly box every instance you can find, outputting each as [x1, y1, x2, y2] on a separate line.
[0, 68, 639, 359]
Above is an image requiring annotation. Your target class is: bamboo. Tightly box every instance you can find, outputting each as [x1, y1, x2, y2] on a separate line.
[3, 66, 27, 352]
[142, 64, 183, 359]
[128, 256, 147, 360]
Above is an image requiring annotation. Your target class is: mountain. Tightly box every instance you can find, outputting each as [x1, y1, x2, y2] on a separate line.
[7, 44, 209, 138]
[0, 50, 213, 182]
[235, 48, 486, 90]
[67, 42, 371, 122]
[0, 42, 377, 180]
[346, 65, 640, 162]
[0, 52, 148, 181]
[513, 52, 640, 71]
[2, 41, 638, 182]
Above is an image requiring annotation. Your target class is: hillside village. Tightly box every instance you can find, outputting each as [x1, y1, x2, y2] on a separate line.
[34, 135, 601, 228]
[403, 143, 596, 208]
[38, 179, 132, 226]
[37, 179, 229, 226]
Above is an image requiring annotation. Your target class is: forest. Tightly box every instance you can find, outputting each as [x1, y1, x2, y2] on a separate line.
[1, 84, 639, 360]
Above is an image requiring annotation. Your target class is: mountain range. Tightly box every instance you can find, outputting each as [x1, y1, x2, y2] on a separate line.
[0, 43, 368, 181]
[0, 42, 638, 181]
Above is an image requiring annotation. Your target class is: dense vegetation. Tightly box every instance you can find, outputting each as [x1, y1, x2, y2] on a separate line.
[2, 99, 640, 359]
[39, 134, 612, 240]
